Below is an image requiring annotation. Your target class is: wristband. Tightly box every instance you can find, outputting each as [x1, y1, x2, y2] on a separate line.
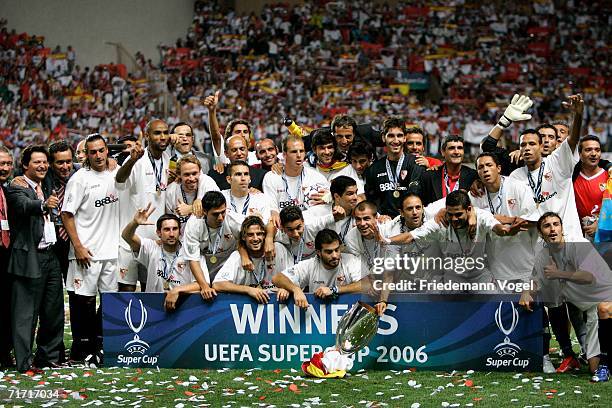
[330, 285, 339, 300]
[497, 115, 512, 128]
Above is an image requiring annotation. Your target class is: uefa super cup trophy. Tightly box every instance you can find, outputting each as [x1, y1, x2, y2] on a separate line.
[335, 301, 379, 355]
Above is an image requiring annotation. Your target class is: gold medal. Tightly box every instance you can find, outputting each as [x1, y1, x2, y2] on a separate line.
[210, 255, 217, 264]
[393, 190, 400, 198]
[163, 280, 170, 291]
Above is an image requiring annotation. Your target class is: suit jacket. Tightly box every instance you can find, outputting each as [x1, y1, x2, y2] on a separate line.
[421, 165, 478, 206]
[6, 182, 51, 279]
[208, 164, 268, 191]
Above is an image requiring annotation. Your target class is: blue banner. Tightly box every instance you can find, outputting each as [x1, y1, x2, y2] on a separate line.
[102, 293, 542, 371]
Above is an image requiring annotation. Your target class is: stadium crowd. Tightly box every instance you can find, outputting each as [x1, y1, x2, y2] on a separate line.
[0, 0, 610, 385]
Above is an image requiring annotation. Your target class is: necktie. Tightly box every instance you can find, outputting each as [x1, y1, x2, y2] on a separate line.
[55, 182, 69, 241]
[0, 188, 9, 248]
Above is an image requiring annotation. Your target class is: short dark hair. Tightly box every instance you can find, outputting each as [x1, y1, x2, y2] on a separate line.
[239, 216, 266, 247]
[536, 124, 558, 139]
[537, 211, 562, 233]
[228, 160, 250, 176]
[446, 189, 471, 210]
[171, 121, 194, 134]
[156, 214, 180, 230]
[21, 144, 49, 169]
[224, 119, 251, 140]
[315, 228, 341, 250]
[311, 128, 336, 149]
[405, 127, 425, 139]
[280, 205, 304, 225]
[578, 135, 601, 153]
[202, 191, 226, 211]
[48, 140, 74, 163]
[520, 129, 542, 144]
[347, 139, 375, 161]
[84, 133, 108, 169]
[330, 175, 357, 198]
[441, 135, 464, 151]
[331, 114, 357, 134]
[381, 117, 406, 136]
[354, 200, 377, 214]
[476, 152, 501, 166]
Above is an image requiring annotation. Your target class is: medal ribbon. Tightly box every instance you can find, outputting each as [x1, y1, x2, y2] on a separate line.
[230, 193, 251, 215]
[486, 176, 504, 215]
[160, 247, 180, 282]
[385, 154, 405, 191]
[148, 150, 163, 191]
[249, 258, 267, 287]
[526, 162, 545, 204]
[362, 236, 380, 268]
[291, 237, 305, 264]
[210, 223, 225, 256]
[443, 165, 460, 196]
[282, 170, 303, 206]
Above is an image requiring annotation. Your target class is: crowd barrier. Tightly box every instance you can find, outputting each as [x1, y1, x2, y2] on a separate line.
[102, 293, 542, 371]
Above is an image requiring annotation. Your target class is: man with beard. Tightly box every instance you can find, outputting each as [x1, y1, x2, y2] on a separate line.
[254, 138, 280, 171]
[62, 134, 119, 366]
[165, 155, 219, 232]
[7, 145, 63, 372]
[116, 119, 171, 292]
[421, 135, 478, 206]
[213, 216, 292, 303]
[509, 95, 583, 240]
[364, 117, 423, 217]
[572, 136, 608, 239]
[0, 146, 14, 367]
[520, 212, 612, 380]
[405, 127, 442, 169]
[273, 229, 369, 309]
[122, 207, 201, 311]
[169, 121, 212, 175]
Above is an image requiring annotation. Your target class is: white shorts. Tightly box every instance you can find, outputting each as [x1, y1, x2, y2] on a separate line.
[118, 246, 139, 285]
[66, 259, 118, 296]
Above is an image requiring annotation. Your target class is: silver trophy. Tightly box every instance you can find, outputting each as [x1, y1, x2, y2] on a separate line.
[335, 301, 379, 355]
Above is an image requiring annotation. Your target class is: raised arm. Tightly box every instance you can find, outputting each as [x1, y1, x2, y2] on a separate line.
[563, 94, 584, 153]
[203, 91, 223, 159]
[121, 203, 156, 253]
[116, 141, 145, 183]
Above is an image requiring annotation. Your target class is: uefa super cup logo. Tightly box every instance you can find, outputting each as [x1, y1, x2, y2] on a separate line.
[493, 301, 521, 357]
[124, 299, 150, 355]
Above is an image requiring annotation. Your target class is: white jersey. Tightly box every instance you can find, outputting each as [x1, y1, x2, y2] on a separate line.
[410, 207, 500, 282]
[343, 222, 395, 269]
[262, 166, 330, 211]
[316, 164, 365, 195]
[509, 140, 582, 240]
[182, 211, 244, 278]
[63, 167, 120, 261]
[334, 215, 356, 243]
[165, 174, 220, 229]
[275, 212, 335, 262]
[383, 216, 444, 281]
[281, 253, 366, 291]
[221, 190, 272, 223]
[135, 238, 201, 291]
[117, 150, 170, 240]
[213, 243, 292, 290]
[469, 176, 539, 281]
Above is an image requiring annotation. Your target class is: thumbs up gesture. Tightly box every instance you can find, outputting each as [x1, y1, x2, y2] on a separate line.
[45, 189, 59, 210]
[203, 90, 220, 111]
[175, 197, 192, 217]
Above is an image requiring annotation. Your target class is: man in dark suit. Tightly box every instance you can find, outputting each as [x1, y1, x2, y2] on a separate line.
[208, 135, 268, 190]
[421, 135, 478, 206]
[6, 144, 64, 372]
[0, 146, 14, 367]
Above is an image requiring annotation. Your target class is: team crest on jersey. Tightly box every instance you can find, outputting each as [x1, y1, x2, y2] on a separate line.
[224, 233, 233, 240]
[336, 273, 346, 283]
[544, 172, 553, 182]
[305, 241, 314, 249]
[507, 198, 517, 209]
[600, 183, 606, 192]
[177, 261, 185, 272]
[400, 170, 408, 180]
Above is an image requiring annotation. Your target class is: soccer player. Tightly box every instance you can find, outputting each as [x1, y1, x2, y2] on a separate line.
[470, 152, 539, 285]
[272, 229, 369, 309]
[116, 119, 171, 291]
[254, 138, 280, 171]
[344, 201, 393, 270]
[122, 206, 201, 311]
[364, 117, 424, 217]
[221, 161, 273, 222]
[213, 216, 292, 303]
[169, 121, 212, 174]
[183, 191, 245, 300]
[62, 134, 119, 365]
[347, 140, 374, 197]
[330, 114, 358, 160]
[330, 176, 360, 242]
[263, 136, 330, 212]
[310, 129, 361, 188]
[165, 154, 219, 231]
[508, 95, 584, 241]
[421, 135, 478, 206]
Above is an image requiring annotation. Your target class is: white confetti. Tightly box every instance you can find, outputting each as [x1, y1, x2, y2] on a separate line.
[390, 395, 404, 400]
[411, 404, 421, 408]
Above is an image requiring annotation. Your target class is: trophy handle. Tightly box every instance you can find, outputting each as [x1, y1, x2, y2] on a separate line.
[357, 301, 377, 315]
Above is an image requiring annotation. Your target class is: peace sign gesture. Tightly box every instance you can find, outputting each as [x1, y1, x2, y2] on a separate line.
[134, 202, 156, 225]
